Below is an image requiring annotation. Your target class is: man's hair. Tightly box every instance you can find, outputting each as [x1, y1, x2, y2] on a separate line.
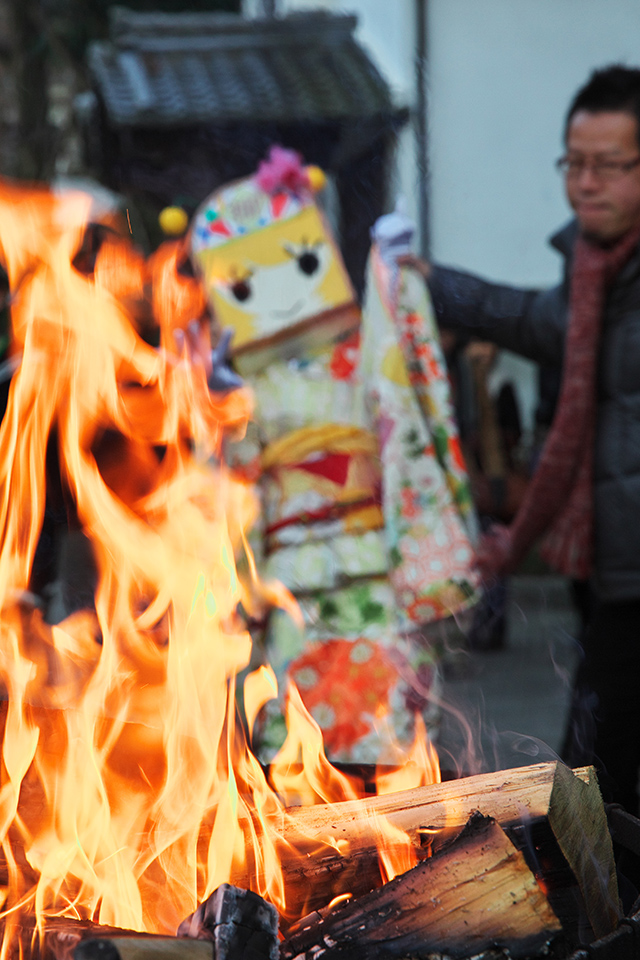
[565, 65, 640, 145]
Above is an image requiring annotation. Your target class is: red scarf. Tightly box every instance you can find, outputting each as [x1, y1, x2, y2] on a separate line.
[477, 222, 640, 580]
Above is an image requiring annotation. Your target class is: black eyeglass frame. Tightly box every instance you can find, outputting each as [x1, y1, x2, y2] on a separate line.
[555, 154, 640, 179]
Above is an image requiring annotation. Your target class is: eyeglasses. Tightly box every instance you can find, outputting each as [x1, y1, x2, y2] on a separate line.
[556, 154, 640, 181]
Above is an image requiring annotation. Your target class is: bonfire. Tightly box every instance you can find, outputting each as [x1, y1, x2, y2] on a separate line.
[0, 181, 444, 956]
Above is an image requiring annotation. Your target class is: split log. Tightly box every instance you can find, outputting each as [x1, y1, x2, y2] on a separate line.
[72, 935, 212, 960]
[233, 762, 619, 940]
[282, 812, 562, 960]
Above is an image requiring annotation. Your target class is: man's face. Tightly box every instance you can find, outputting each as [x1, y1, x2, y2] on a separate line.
[565, 109, 640, 242]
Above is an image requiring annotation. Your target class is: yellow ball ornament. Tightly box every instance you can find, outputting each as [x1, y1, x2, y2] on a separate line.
[159, 206, 189, 236]
[305, 165, 327, 194]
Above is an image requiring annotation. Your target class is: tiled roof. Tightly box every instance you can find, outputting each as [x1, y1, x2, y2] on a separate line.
[88, 7, 396, 128]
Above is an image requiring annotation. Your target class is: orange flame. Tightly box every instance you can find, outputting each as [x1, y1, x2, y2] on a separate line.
[268, 682, 361, 808]
[0, 180, 440, 946]
[375, 714, 441, 796]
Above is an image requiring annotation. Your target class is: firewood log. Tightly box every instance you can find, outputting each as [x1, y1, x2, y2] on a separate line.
[176, 883, 279, 960]
[232, 762, 619, 940]
[281, 812, 563, 960]
[71, 935, 213, 960]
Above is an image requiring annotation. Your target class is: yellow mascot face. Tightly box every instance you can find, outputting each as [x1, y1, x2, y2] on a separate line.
[190, 164, 355, 354]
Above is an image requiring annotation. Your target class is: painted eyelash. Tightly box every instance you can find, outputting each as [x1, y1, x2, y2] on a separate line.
[282, 240, 323, 258]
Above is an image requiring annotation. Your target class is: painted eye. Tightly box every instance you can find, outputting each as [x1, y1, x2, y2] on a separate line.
[231, 279, 252, 302]
[297, 251, 320, 276]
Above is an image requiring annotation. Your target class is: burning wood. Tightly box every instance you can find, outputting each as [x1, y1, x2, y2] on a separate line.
[282, 812, 562, 960]
[73, 940, 211, 960]
[176, 884, 279, 960]
[244, 761, 619, 942]
[0, 760, 622, 957]
[52, 929, 212, 960]
[13, 922, 214, 960]
[41, 759, 618, 959]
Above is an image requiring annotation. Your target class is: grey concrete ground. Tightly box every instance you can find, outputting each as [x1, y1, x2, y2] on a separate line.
[437, 575, 581, 775]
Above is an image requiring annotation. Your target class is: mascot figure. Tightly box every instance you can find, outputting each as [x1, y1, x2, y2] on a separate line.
[190, 147, 479, 764]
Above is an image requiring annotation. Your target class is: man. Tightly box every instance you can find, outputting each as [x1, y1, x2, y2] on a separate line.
[405, 65, 640, 814]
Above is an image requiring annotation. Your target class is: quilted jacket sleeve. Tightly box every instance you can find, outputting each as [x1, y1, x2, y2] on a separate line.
[428, 265, 567, 369]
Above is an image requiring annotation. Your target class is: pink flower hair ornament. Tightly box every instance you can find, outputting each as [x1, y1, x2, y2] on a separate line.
[255, 145, 326, 196]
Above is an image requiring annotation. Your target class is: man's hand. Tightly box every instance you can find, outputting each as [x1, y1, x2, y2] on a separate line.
[465, 340, 498, 373]
[397, 253, 432, 281]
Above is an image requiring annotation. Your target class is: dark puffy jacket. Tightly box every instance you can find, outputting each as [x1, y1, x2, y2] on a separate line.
[428, 219, 640, 602]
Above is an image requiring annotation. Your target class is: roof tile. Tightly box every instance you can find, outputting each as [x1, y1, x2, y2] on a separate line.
[88, 10, 396, 128]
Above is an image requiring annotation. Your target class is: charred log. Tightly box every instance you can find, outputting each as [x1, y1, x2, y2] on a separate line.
[177, 883, 279, 960]
[282, 812, 562, 960]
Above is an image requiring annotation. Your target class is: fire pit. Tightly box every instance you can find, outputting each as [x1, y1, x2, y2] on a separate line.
[7, 761, 636, 959]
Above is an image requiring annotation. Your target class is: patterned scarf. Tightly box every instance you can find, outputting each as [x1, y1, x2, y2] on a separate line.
[477, 222, 640, 580]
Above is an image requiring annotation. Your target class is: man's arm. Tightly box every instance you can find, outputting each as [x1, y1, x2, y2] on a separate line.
[402, 257, 566, 369]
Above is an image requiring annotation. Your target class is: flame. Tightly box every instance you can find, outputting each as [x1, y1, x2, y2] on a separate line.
[375, 814, 419, 883]
[0, 180, 440, 947]
[372, 715, 441, 881]
[268, 683, 361, 807]
[327, 892, 352, 910]
[375, 714, 441, 796]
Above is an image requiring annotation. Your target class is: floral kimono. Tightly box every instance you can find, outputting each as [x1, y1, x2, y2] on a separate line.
[359, 248, 479, 629]
[190, 148, 478, 762]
